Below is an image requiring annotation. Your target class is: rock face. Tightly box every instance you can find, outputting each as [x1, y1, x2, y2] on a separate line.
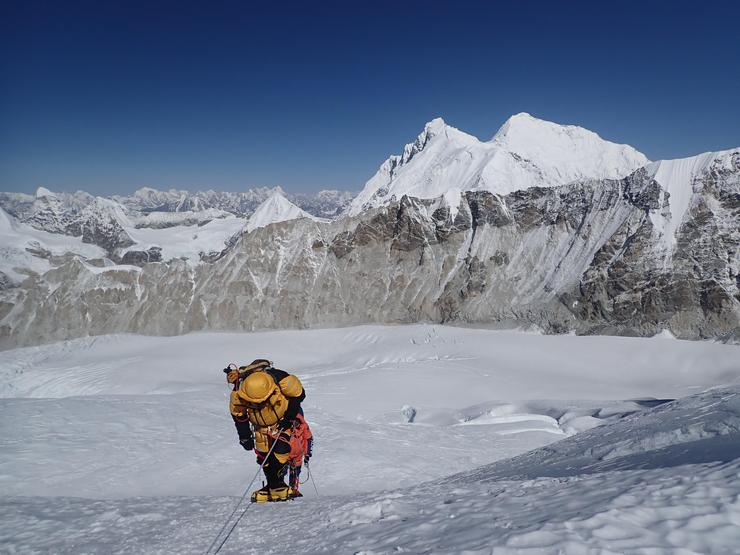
[0, 188, 95, 235]
[118, 247, 162, 266]
[65, 198, 136, 252]
[567, 153, 740, 339]
[1, 149, 737, 349]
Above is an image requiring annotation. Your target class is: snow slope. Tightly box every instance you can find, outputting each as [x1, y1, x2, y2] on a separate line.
[245, 190, 317, 233]
[131, 208, 233, 229]
[69, 196, 246, 263]
[350, 113, 649, 216]
[0, 206, 105, 284]
[647, 148, 739, 250]
[120, 215, 246, 263]
[1, 325, 739, 553]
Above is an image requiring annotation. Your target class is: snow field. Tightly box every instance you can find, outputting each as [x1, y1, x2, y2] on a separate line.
[0, 206, 105, 283]
[1, 324, 739, 553]
[120, 215, 246, 263]
[3, 458, 739, 553]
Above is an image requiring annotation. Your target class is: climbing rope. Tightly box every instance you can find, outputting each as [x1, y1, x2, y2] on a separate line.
[299, 464, 310, 486]
[307, 461, 320, 498]
[204, 438, 280, 555]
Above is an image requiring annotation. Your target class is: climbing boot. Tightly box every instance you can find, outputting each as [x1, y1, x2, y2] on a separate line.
[250, 486, 270, 503]
[269, 485, 291, 501]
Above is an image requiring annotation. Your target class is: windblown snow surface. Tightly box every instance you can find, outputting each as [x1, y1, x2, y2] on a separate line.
[1, 325, 739, 554]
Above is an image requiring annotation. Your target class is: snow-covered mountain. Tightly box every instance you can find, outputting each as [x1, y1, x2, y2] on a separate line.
[0, 206, 105, 288]
[0, 114, 737, 348]
[65, 196, 136, 251]
[289, 188, 355, 218]
[113, 186, 284, 215]
[0, 194, 247, 285]
[0, 185, 351, 283]
[1, 186, 354, 235]
[0, 187, 96, 234]
[112, 186, 354, 219]
[646, 150, 738, 250]
[245, 189, 317, 233]
[350, 113, 649, 215]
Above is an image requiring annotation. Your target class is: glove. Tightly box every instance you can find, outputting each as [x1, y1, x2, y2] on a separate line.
[224, 363, 239, 384]
[240, 438, 254, 451]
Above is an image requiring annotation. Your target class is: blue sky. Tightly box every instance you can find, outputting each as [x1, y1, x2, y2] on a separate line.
[1, 0, 738, 195]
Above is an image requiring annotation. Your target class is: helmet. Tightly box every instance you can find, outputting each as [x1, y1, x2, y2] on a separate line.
[239, 371, 276, 403]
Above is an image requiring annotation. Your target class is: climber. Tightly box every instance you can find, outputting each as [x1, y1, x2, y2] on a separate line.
[224, 359, 313, 502]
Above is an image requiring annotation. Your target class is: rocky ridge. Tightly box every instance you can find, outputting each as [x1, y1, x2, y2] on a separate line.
[1, 146, 737, 349]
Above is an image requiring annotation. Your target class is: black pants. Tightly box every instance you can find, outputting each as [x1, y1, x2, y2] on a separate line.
[261, 450, 288, 488]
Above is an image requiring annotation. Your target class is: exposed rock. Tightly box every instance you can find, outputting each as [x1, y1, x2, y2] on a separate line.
[119, 247, 163, 266]
[65, 199, 135, 253]
[0, 150, 738, 349]
[329, 231, 355, 259]
[466, 191, 514, 228]
[0, 272, 14, 291]
[24, 245, 52, 259]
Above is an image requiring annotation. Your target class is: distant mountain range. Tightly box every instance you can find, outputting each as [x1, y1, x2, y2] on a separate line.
[0, 185, 352, 232]
[1, 113, 738, 348]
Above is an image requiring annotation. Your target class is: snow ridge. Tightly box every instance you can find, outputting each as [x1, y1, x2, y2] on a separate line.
[350, 113, 649, 215]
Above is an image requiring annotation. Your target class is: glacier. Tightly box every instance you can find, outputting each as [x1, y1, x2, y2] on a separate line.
[1, 325, 739, 553]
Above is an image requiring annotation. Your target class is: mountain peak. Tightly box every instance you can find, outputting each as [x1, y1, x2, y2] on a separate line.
[424, 117, 447, 133]
[349, 113, 649, 216]
[397, 117, 473, 169]
[35, 187, 57, 199]
[493, 112, 582, 142]
[266, 187, 287, 200]
[490, 112, 649, 177]
[492, 113, 647, 159]
[246, 189, 314, 233]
